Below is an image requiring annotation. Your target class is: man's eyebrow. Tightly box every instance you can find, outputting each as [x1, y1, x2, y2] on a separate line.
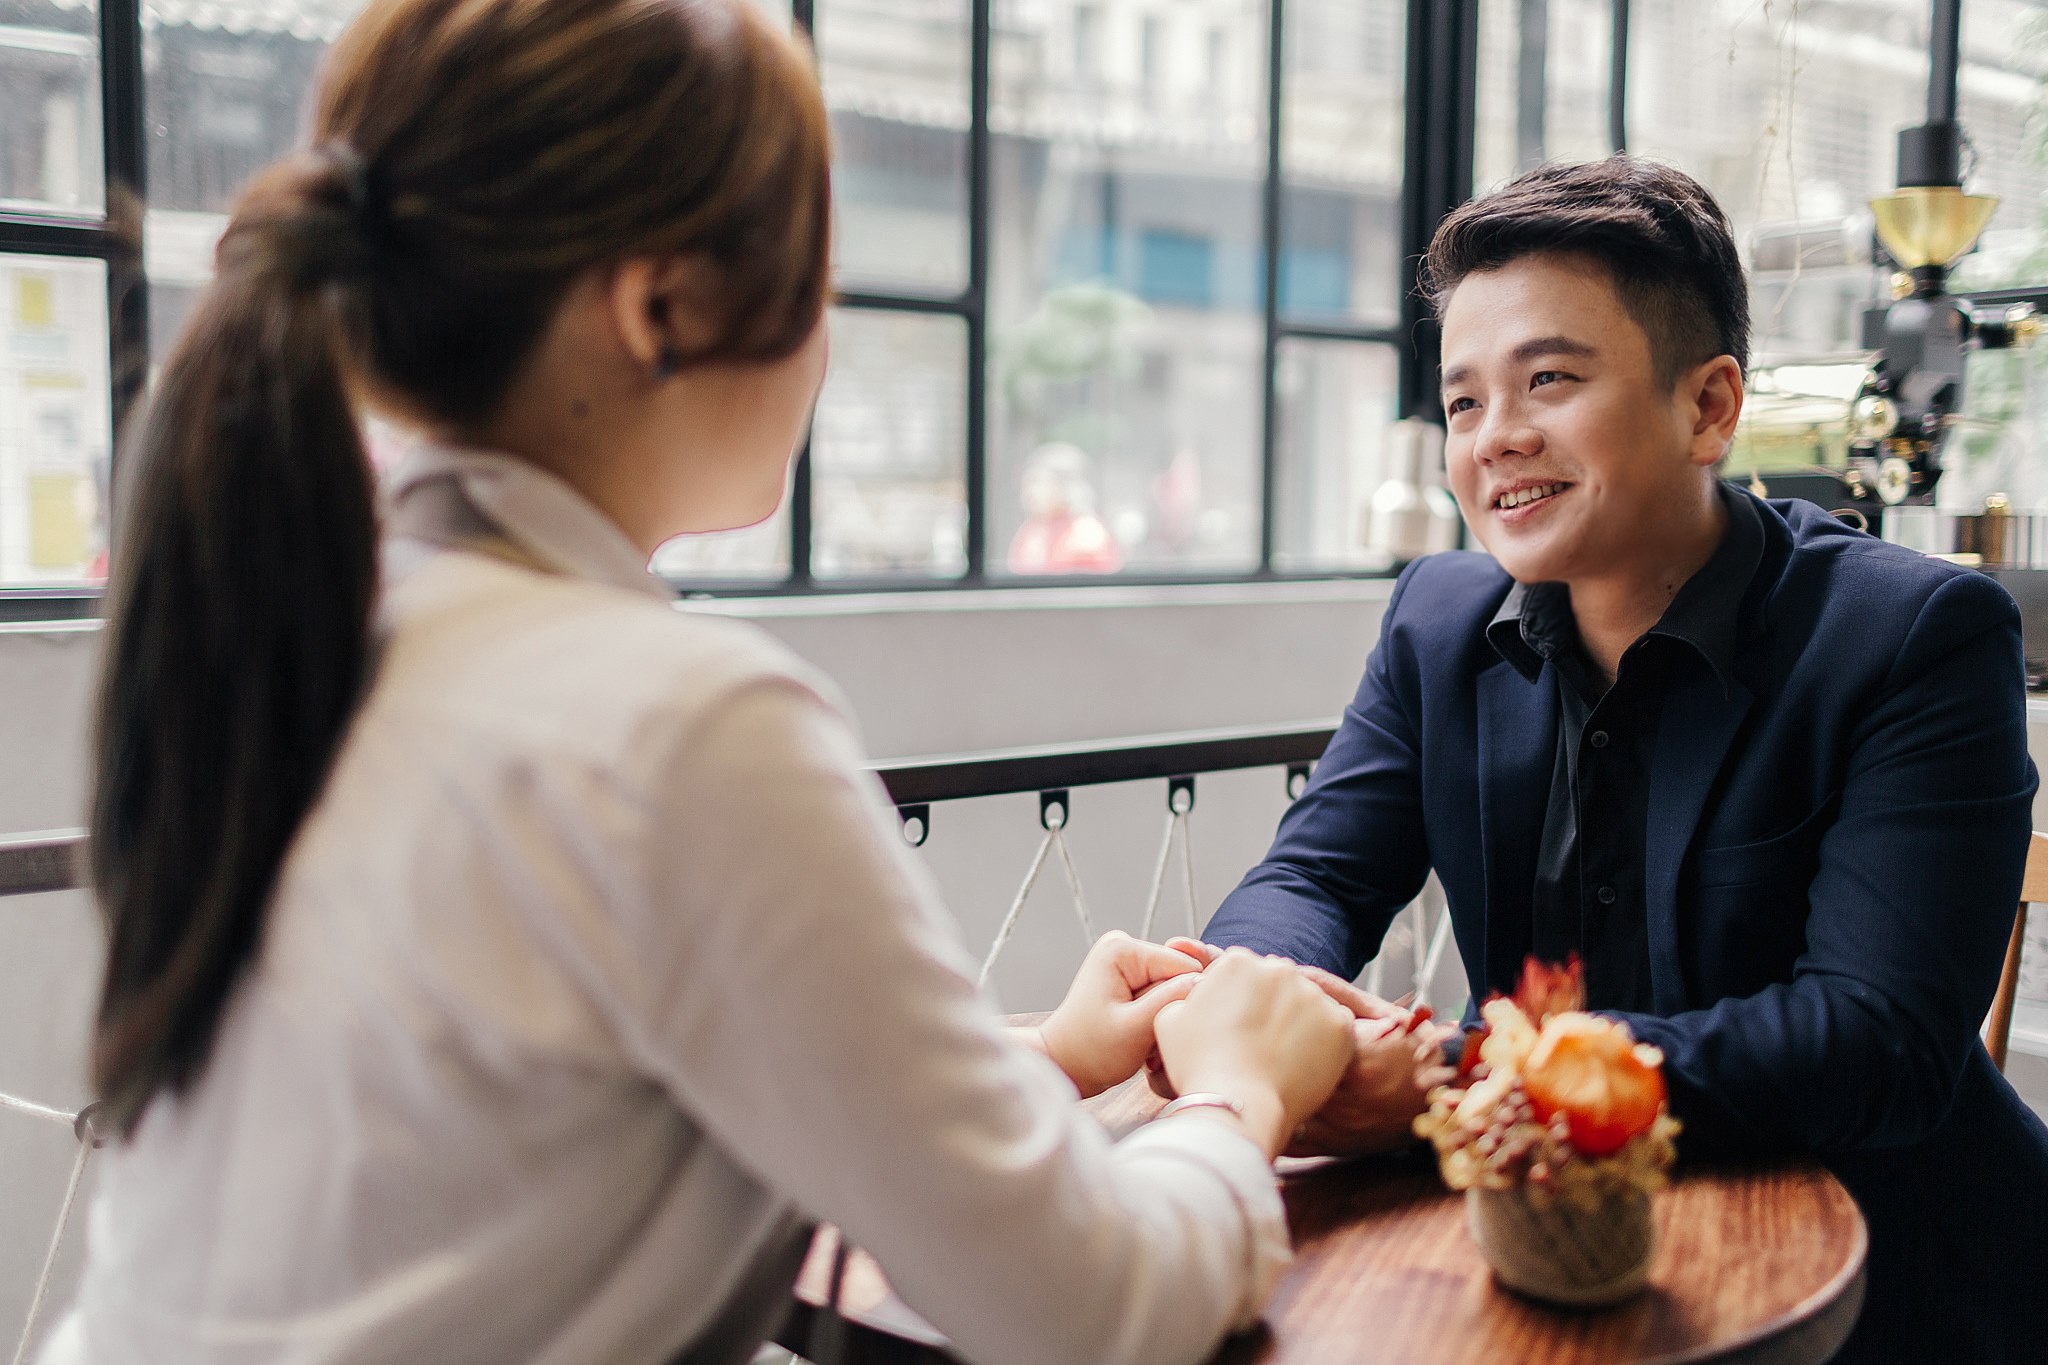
[1440, 335, 1600, 392]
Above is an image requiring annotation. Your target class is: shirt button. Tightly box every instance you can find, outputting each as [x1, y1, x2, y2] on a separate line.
[1589, 730, 1610, 749]
[1596, 885, 1618, 905]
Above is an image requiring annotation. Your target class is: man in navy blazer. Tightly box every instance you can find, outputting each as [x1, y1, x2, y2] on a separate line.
[1203, 157, 2048, 1359]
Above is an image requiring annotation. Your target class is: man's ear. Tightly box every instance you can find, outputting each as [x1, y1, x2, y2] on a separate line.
[1684, 355, 1745, 468]
[603, 254, 722, 374]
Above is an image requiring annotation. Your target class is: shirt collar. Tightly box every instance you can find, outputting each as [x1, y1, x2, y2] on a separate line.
[1485, 482, 1765, 695]
[1646, 483, 1764, 696]
[381, 438, 675, 604]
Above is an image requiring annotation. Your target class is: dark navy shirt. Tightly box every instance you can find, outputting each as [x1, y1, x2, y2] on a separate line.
[1482, 485, 1766, 1011]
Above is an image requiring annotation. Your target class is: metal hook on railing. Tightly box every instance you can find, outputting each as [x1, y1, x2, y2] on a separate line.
[977, 791, 1097, 988]
[896, 804, 930, 848]
[1286, 763, 1312, 801]
[1141, 777, 1199, 940]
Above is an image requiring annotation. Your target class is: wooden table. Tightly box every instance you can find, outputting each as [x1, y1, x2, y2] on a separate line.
[780, 1077, 1867, 1365]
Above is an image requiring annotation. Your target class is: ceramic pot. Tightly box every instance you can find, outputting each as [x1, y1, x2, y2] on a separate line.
[1465, 1184, 1654, 1308]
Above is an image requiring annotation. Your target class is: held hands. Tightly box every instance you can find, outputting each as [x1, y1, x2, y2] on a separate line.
[1283, 1017, 1454, 1159]
[1033, 931, 1208, 1099]
[1151, 948, 1357, 1159]
[1152, 937, 1454, 1159]
[1030, 931, 1441, 1160]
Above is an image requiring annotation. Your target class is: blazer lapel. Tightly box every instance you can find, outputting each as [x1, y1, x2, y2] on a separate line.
[1644, 669, 1754, 1014]
[1476, 660, 1557, 994]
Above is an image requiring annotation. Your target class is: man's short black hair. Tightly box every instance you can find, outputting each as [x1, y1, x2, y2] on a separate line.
[1424, 155, 1750, 385]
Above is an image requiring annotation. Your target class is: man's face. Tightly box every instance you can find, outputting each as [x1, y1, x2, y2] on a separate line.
[1439, 252, 1704, 586]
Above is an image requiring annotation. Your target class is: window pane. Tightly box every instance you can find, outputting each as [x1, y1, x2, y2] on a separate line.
[1946, 8, 2048, 513]
[1272, 338, 1402, 570]
[1475, 0, 1613, 191]
[1279, 0, 1404, 326]
[1951, 3, 2048, 283]
[1627, 1, 1922, 359]
[811, 307, 967, 579]
[0, 255, 110, 586]
[0, 5, 104, 216]
[652, 506, 793, 583]
[142, 0, 375, 351]
[988, 0, 1266, 576]
[817, 0, 969, 292]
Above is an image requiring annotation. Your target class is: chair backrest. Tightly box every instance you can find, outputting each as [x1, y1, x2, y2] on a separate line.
[1984, 831, 2048, 1073]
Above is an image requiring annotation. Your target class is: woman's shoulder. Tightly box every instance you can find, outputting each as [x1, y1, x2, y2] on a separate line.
[371, 549, 847, 767]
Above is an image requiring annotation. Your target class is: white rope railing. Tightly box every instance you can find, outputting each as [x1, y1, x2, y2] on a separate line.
[2, 1094, 100, 1365]
[978, 797, 1096, 988]
[1139, 782, 1198, 942]
[968, 772, 1453, 1013]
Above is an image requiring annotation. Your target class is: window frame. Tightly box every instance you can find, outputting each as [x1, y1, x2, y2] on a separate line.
[0, 0, 1489, 617]
[0, 0, 146, 618]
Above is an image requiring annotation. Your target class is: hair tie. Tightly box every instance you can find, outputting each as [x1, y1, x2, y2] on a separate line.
[318, 141, 384, 251]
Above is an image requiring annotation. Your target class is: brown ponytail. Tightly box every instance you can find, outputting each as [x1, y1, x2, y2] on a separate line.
[90, 153, 380, 1135]
[90, 0, 831, 1135]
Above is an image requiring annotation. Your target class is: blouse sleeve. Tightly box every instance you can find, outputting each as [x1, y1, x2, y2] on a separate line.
[600, 672, 1291, 1365]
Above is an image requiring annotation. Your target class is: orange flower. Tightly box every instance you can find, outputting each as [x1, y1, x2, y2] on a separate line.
[1521, 1014, 1667, 1157]
[1510, 953, 1585, 1024]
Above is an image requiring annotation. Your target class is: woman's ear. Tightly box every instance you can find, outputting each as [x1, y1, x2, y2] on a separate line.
[1686, 354, 1745, 468]
[604, 254, 722, 377]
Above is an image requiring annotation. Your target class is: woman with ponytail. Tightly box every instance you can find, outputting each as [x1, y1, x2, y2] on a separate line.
[51, 2, 1403, 1362]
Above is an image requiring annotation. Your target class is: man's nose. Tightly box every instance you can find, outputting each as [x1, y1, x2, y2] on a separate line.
[1473, 402, 1543, 465]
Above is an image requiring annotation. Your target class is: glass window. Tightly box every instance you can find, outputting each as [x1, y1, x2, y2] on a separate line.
[1627, 0, 1923, 359]
[1279, 0, 1404, 326]
[1945, 5, 2048, 511]
[811, 307, 968, 579]
[816, 0, 970, 293]
[3, 0, 1454, 605]
[652, 507, 793, 582]
[1475, 0, 1613, 192]
[0, 256, 111, 586]
[141, 0, 376, 349]
[1952, 1, 2048, 281]
[987, 0, 1267, 576]
[0, 4, 104, 217]
[1272, 338, 1400, 570]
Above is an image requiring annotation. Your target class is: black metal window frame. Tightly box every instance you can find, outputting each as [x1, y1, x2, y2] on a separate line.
[780, 0, 1483, 598]
[1, 0, 1655, 619]
[0, 0, 148, 623]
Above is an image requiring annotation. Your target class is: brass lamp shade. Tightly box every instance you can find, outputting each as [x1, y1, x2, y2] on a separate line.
[1870, 186, 2000, 269]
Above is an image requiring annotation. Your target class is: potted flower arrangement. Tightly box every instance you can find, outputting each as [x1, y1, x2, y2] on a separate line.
[1413, 957, 1681, 1307]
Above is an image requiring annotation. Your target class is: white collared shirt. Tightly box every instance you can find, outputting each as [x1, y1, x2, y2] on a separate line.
[43, 443, 1288, 1365]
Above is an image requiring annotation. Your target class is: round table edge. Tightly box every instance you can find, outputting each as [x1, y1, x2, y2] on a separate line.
[1640, 1179, 1869, 1365]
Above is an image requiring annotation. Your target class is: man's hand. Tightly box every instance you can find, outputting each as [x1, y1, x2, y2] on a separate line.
[1029, 931, 1205, 1098]
[1284, 1017, 1454, 1158]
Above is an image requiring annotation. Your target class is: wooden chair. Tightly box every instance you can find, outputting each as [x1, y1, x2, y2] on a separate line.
[1985, 831, 2048, 1072]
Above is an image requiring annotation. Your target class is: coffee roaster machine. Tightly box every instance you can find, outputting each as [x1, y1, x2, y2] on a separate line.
[1740, 0, 2048, 682]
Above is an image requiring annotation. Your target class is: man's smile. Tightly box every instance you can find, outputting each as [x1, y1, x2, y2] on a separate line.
[1490, 480, 1574, 519]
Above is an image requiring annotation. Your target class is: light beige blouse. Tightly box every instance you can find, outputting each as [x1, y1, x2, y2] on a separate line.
[43, 442, 1288, 1365]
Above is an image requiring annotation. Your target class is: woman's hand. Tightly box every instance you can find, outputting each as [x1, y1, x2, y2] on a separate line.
[1151, 948, 1356, 1159]
[1145, 938, 1417, 1099]
[1030, 931, 1207, 1098]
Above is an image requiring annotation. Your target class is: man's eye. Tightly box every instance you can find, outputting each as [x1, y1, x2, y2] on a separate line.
[1531, 370, 1569, 388]
[1445, 396, 1476, 416]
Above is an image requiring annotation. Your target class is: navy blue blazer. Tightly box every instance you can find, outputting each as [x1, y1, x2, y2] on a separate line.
[1206, 493, 2048, 1360]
